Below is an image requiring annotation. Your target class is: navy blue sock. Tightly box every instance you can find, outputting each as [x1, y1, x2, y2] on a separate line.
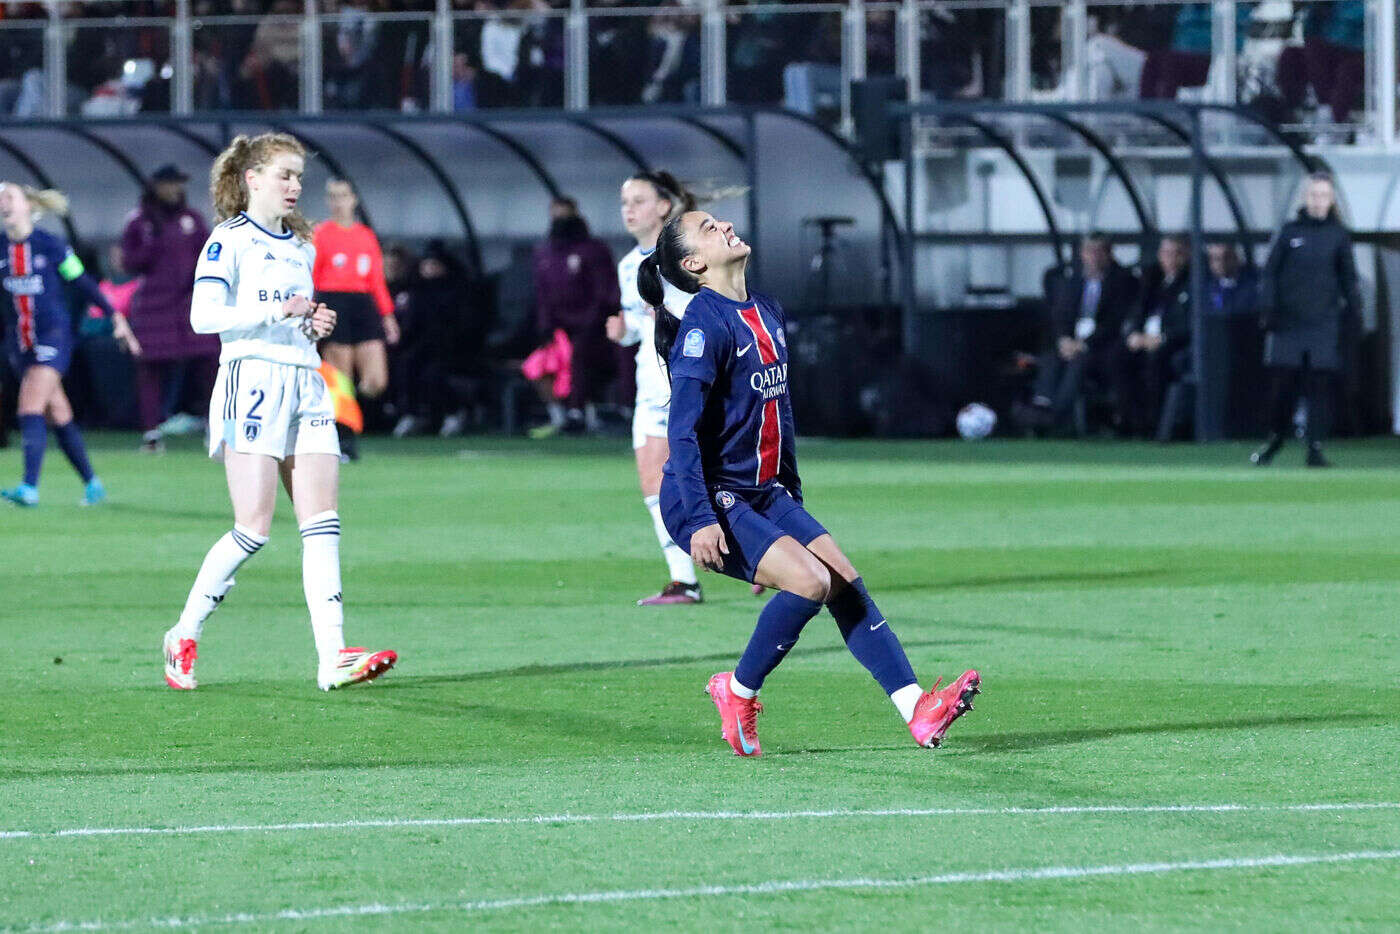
[827, 577, 918, 694]
[19, 415, 47, 487]
[733, 591, 824, 691]
[53, 421, 95, 484]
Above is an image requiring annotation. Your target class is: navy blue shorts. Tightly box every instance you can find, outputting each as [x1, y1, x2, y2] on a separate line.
[661, 481, 829, 584]
[8, 336, 73, 377]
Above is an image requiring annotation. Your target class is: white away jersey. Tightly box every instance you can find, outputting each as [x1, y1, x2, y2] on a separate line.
[617, 245, 693, 406]
[194, 212, 320, 368]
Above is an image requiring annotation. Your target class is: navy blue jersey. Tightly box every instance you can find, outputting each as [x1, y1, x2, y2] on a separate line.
[0, 228, 87, 354]
[663, 287, 800, 538]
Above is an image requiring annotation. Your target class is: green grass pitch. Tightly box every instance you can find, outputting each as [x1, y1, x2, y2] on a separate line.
[1, 433, 1397, 930]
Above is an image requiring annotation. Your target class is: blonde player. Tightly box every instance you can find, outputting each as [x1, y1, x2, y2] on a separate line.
[162, 133, 396, 691]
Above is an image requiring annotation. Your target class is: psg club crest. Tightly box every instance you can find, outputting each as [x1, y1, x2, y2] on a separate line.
[683, 328, 705, 358]
[243, 421, 261, 442]
[716, 491, 736, 510]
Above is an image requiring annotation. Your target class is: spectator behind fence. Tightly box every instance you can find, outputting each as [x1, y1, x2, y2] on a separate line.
[1138, 3, 1211, 100]
[1022, 234, 1139, 433]
[324, 0, 379, 110]
[1252, 172, 1360, 468]
[238, 0, 301, 110]
[522, 205, 618, 438]
[1207, 242, 1257, 317]
[1276, 0, 1364, 131]
[120, 163, 219, 453]
[1115, 235, 1192, 437]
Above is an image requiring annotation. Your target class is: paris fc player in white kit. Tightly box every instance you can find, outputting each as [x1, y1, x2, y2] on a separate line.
[607, 172, 705, 605]
[163, 132, 396, 691]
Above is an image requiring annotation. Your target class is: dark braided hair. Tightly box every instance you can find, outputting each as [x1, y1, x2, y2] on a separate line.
[637, 212, 700, 378]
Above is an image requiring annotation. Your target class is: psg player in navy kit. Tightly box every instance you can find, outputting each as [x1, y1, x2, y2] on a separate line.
[640, 210, 980, 756]
[0, 182, 140, 507]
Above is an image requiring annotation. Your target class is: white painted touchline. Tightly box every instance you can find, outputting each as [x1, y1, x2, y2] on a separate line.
[12, 847, 1400, 932]
[0, 802, 1396, 842]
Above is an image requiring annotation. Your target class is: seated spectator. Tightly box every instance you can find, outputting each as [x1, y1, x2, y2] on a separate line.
[451, 51, 480, 111]
[1021, 234, 1139, 433]
[325, 0, 379, 110]
[1139, 3, 1211, 99]
[1276, 0, 1363, 130]
[641, 6, 700, 104]
[1115, 235, 1192, 436]
[1207, 242, 1258, 317]
[238, 0, 301, 110]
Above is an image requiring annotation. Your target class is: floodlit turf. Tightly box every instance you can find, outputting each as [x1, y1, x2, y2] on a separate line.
[1, 433, 1397, 931]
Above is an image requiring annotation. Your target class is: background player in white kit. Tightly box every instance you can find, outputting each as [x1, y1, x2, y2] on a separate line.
[608, 172, 766, 606]
[162, 132, 397, 691]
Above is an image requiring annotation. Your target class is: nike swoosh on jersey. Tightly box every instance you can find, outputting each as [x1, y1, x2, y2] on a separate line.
[736, 343, 754, 357]
[870, 620, 886, 631]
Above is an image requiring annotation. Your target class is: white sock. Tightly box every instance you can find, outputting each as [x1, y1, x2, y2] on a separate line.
[645, 495, 697, 584]
[546, 402, 566, 427]
[729, 674, 758, 699]
[172, 524, 267, 641]
[891, 683, 924, 723]
[584, 403, 600, 431]
[299, 511, 346, 668]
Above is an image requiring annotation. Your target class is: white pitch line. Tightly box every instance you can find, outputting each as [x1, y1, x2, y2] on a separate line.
[0, 802, 1396, 842]
[12, 848, 1400, 932]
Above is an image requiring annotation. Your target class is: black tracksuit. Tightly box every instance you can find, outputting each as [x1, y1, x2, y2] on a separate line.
[1258, 208, 1361, 443]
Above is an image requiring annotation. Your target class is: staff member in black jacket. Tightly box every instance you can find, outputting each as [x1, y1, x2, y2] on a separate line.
[1116, 234, 1192, 437]
[1252, 172, 1361, 467]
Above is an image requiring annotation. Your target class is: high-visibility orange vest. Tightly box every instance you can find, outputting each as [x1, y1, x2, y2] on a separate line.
[317, 361, 363, 435]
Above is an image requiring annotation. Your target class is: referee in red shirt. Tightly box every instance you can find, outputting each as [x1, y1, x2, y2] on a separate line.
[312, 178, 399, 459]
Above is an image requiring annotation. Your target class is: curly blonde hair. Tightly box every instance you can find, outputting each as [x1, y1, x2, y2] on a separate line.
[209, 132, 313, 241]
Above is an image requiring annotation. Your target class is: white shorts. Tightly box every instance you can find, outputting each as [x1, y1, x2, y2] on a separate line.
[632, 398, 670, 450]
[207, 358, 340, 461]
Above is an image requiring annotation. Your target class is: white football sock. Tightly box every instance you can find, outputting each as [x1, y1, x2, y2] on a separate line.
[729, 674, 758, 699]
[172, 525, 267, 641]
[546, 402, 566, 427]
[299, 511, 346, 668]
[645, 495, 697, 585]
[891, 683, 924, 723]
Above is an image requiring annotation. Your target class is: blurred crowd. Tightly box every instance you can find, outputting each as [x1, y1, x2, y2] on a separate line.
[0, 0, 1367, 133]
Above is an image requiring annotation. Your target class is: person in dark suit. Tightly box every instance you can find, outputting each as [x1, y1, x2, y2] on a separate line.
[1116, 234, 1192, 436]
[1252, 172, 1360, 467]
[1026, 234, 1139, 431]
[1206, 242, 1257, 318]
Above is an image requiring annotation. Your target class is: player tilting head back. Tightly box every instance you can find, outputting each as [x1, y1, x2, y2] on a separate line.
[0, 182, 139, 507]
[163, 132, 396, 692]
[639, 211, 981, 755]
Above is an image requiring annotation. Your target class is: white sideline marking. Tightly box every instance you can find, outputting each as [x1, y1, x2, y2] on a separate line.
[0, 802, 1396, 842]
[14, 848, 1400, 932]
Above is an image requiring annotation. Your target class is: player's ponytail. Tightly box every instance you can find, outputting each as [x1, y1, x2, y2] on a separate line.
[639, 213, 701, 379]
[210, 132, 315, 242]
[0, 183, 69, 221]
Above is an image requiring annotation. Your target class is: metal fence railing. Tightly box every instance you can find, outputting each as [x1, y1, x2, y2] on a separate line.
[0, 0, 1393, 146]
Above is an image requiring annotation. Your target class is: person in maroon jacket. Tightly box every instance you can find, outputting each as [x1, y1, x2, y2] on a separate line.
[521, 210, 619, 437]
[120, 164, 219, 453]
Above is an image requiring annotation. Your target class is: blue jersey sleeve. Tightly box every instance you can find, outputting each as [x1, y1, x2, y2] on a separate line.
[667, 374, 718, 535]
[667, 305, 730, 384]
